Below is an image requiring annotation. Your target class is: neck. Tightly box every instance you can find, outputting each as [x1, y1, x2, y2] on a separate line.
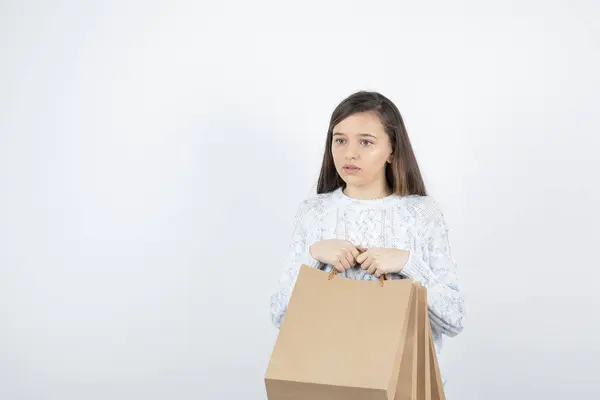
[343, 182, 392, 200]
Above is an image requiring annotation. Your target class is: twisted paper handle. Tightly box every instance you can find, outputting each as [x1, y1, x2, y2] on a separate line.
[327, 268, 388, 287]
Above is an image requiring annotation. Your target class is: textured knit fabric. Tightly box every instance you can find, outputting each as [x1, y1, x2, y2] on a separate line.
[269, 186, 466, 385]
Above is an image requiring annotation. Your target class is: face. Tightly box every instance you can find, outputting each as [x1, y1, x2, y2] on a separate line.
[331, 111, 393, 187]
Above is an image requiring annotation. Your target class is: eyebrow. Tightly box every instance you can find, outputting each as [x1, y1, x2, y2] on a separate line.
[332, 132, 378, 139]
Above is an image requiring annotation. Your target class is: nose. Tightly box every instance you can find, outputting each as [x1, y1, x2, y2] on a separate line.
[344, 143, 359, 161]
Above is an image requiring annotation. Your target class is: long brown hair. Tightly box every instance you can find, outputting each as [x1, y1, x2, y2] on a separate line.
[316, 90, 427, 196]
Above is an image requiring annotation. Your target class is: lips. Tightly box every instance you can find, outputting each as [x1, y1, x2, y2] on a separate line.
[343, 164, 361, 172]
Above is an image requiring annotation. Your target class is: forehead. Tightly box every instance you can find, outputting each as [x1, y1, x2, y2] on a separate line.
[333, 111, 385, 137]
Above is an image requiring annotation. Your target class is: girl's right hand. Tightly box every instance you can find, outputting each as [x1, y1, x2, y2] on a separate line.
[309, 239, 360, 272]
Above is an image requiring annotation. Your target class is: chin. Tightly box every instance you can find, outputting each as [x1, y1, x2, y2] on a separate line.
[342, 176, 363, 184]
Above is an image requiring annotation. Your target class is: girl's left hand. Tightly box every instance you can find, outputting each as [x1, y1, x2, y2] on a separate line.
[355, 247, 410, 277]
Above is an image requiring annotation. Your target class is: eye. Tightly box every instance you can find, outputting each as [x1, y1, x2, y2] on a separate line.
[360, 140, 373, 146]
[334, 138, 345, 145]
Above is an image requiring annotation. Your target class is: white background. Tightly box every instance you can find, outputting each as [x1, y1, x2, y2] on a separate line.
[1, 1, 599, 399]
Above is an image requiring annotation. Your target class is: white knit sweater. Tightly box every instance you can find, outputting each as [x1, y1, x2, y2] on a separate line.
[269, 186, 466, 385]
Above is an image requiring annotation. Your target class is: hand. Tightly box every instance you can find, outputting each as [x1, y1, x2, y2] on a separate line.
[309, 239, 360, 272]
[355, 247, 410, 277]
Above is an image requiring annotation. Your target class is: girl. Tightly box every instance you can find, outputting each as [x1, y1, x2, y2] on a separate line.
[269, 90, 465, 388]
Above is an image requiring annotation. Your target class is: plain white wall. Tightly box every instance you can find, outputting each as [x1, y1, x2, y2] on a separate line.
[1, 1, 599, 399]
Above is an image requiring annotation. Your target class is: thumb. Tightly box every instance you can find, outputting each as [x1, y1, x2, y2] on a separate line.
[356, 249, 367, 263]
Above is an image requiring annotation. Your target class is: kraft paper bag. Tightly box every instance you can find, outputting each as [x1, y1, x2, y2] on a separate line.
[416, 284, 431, 400]
[265, 264, 416, 400]
[399, 283, 444, 400]
[427, 312, 446, 400]
[395, 282, 420, 400]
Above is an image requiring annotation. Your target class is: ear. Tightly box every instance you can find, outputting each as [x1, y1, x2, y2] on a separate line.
[387, 153, 393, 163]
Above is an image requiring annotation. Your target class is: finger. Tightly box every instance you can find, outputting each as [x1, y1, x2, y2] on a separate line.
[351, 247, 360, 261]
[374, 269, 382, 278]
[361, 257, 373, 270]
[356, 252, 366, 264]
[357, 247, 368, 253]
[367, 263, 378, 275]
[339, 256, 351, 270]
[334, 260, 345, 272]
[345, 251, 355, 267]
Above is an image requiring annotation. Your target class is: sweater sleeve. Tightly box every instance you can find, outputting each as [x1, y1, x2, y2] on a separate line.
[400, 197, 466, 337]
[269, 199, 323, 329]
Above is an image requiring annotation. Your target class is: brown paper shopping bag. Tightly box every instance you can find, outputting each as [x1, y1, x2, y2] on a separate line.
[394, 282, 419, 400]
[397, 283, 446, 400]
[416, 284, 431, 400]
[395, 283, 433, 400]
[394, 283, 421, 400]
[427, 309, 446, 400]
[265, 264, 417, 400]
[415, 283, 447, 400]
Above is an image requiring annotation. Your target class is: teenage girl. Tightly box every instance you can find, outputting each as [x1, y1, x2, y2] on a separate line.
[269, 90, 465, 387]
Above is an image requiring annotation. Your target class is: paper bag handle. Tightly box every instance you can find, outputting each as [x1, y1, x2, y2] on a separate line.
[323, 247, 388, 286]
[327, 268, 388, 287]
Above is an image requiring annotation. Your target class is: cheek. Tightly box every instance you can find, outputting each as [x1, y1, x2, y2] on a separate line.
[362, 149, 389, 168]
[331, 147, 343, 164]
